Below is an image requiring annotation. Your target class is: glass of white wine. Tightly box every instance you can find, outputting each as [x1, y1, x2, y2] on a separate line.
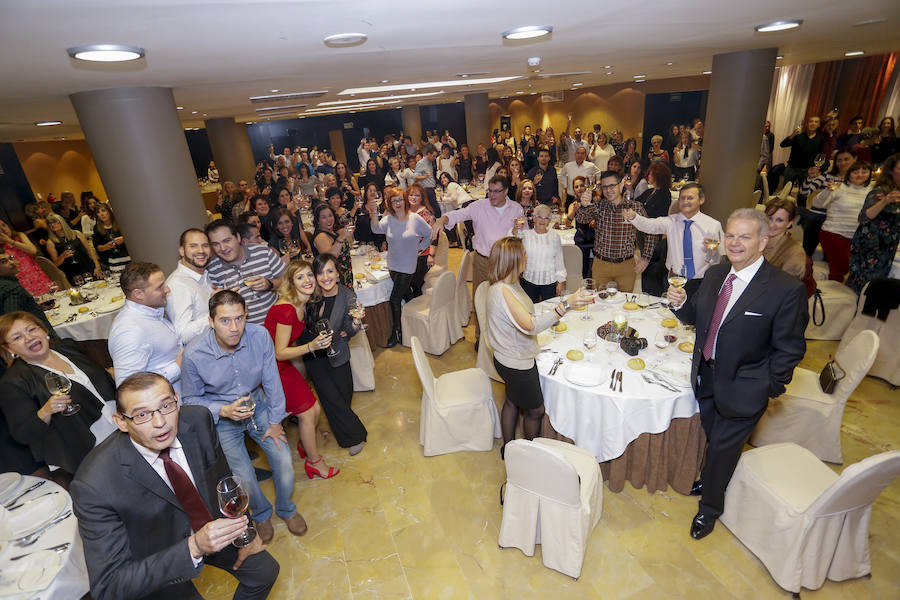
[44, 372, 80, 416]
[350, 300, 368, 331]
[668, 265, 688, 291]
[702, 234, 720, 264]
[236, 389, 259, 432]
[583, 330, 597, 357]
[581, 278, 594, 320]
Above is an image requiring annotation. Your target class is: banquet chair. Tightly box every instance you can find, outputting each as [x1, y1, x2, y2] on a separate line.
[454, 250, 474, 327]
[348, 328, 375, 392]
[721, 443, 900, 596]
[35, 255, 70, 290]
[805, 279, 857, 340]
[498, 438, 602, 580]
[752, 189, 762, 205]
[473, 282, 501, 381]
[421, 231, 450, 294]
[562, 245, 583, 293]
[837, 281, 900, 387]
[777, 181, 793, 200]
[750, 330, 878, 464]
[401, 270, 463, 355]
[761, 172, 773, 203]
[410, 336, 500, 456]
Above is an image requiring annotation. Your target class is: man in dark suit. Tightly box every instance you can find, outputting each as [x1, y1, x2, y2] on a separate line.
[667, 208, 808, 540]
[71, 372, 279, 600]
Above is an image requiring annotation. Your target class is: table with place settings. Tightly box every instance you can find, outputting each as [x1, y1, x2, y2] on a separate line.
[0, 474, 89, 599]
[350, 248, 394, 348]
[43, 280, 126, 342]
[533, 294, 706, 494]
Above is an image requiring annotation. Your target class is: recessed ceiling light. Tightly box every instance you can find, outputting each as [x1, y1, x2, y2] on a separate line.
[176, 106, 184, 110]
[572, 82, 583, 86]
[67, 43, 145, 62]
[460, 74, 469, 78]
[269, 89, 280, 93]
[202, 113, 207, 116]
[410, 88, 416, 91]
[501, 96, 509, 99]
[53, 136, 66, 140]
[702, 70, 712, 75]
[516, 91, 524, 94]
[34, 121, 62, 126]
[633, 74, 646, 78]
[455, 99, 462, 103]
[191, 111, 198, 114]
[604, 65, 612, 69]
[339, 76, 520, 95]
[502, 25, 553, 40]
[665, 62, 674, 66]
[606, 71, 613, 75]
[323, 33, 367, 47]
[844, 50, 864, 56]
[755, 20, 802, 33]
[245, 122, 252, 125]
[530, 92, 537, 95]
[380, 80, 391, 83]
[776, 55, 783, 60]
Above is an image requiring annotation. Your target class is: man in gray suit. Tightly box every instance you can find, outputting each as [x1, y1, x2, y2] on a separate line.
[71, 372, 279, 600]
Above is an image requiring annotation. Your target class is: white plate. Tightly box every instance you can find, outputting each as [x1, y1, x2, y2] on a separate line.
[0, 494, 67, 542]
[564, 364, 605, 387]
[0, 473, 23, 503]
[598, 294, 626, 304]
[47, 313, 68, 327]
[95, 298, 125, 314]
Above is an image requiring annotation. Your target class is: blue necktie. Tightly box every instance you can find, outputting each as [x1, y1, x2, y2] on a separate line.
[683, 219, 695, 279]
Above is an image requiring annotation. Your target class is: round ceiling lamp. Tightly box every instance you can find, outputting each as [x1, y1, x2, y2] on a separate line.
[323, 33, 368, 47]
[502, 26, 553, 40]
[67, 44, 145, 62]
[754, 20, 802, 33]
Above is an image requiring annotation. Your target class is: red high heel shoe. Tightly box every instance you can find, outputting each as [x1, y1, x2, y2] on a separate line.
[304, 458, 339, 479]
[296, 442, 307, 459]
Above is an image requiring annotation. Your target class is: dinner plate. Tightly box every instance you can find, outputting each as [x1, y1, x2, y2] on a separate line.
[47, 313, 68, 327]
[96, 298, 125, 314]
[564, 364, 604, 387]
[0, 473, 23, 504]
[0, 494, 67, 542]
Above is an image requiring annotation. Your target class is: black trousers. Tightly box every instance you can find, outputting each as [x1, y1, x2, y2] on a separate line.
[388, 270, 414, 330]
[696, 360, 766, 519]
[520, 278, 557, 303]
[199, 546, 279, 600]
[409, 255, 430, 298]
[304, 358, 367, 448]
[576, 246, 592, 279]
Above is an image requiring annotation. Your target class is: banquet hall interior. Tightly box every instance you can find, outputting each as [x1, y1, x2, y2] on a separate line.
[1, 1, 899, 599]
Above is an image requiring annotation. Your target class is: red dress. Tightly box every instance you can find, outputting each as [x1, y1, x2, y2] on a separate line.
[3, 240, 52, 296]
[263, 303, 317, 414]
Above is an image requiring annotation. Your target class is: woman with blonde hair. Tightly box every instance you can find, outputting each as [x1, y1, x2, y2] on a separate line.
[45, 214, 102, 281]
[485, 237, 591, 457]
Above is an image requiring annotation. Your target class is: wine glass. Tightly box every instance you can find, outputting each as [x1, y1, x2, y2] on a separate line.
[702, 235, 721, 264]
[316, 318, 338, 357]
[44, 372, 80, 416]
[216, 476, 257, 548]
[279, 238, 297, 258]
[668, 265, 688, 291]
[581, 278, 594, 321]
[605, 281, 618, 301]
[236, 388, 259, 432]
[582, 330, 597, 356]
[654, 330, 672, 356]
[813, 153, 827, 169]
[351, 300, 368, 331]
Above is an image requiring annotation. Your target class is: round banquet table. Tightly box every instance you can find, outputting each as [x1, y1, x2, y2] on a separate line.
[350, 251, 394, 348]
[44, 282, 125, 342]
[0, 475, 89, 599]
[533, 296, 705, 494]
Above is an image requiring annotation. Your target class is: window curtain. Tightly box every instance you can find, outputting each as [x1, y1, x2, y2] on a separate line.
[805, 61, 843, 121]
[766, 63, 815, 166]
[833, 53, 897, 126]
[880, 66, 900, 122]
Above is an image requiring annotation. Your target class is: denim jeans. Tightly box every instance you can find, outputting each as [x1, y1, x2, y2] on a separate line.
[216, 401, 296, 523]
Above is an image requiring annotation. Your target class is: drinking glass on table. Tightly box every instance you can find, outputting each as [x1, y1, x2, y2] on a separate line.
[216, 476, 257, 547]
[315, 318, 338, 357]
[605, 280, 618, 301]
[44, 372, 80, 416]
[581, 278, 594, 320]
[582, 330, 597, 356]
[654, 330, 674, 356]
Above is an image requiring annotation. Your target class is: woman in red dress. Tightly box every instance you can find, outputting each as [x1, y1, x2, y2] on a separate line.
[0, 219, 53, 296]
[264, 258, 339, 479]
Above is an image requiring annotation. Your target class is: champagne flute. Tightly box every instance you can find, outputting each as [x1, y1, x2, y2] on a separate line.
[44, 372, 80, 416]
[350, 300, 368, 331]
[813, 153, 827, 169]
[316, 318, 338, 357]
[216, 476, 257, 548]
[581, 278, 594, 320]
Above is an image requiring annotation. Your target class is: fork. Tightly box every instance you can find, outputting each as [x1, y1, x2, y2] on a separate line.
[14, 510, 72, 547]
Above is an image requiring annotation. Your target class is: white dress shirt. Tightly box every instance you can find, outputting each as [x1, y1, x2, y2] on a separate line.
[628, 211, 724, 279]
[109, 300, 183, 394]
[712, 255, 764, 358]
[559, 160, 598, 196]
[166, 262, 213, 346]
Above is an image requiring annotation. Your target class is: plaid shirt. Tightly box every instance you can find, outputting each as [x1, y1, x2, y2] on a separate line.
[576, 199, 657, 261]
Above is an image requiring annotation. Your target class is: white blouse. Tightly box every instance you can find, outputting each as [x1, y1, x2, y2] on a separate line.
[815, 183, 872, 238]
[39, 351, 117, 444]
[521, 229, 567, 286]
[590, 144, 616, 171]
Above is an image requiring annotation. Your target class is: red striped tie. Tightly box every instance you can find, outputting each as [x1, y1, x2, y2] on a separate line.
[159, 448, 213, 533]
[702, 274, 737, 361]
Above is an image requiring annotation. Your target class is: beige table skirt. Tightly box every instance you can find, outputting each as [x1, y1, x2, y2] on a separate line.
[361, 301, 393, 348]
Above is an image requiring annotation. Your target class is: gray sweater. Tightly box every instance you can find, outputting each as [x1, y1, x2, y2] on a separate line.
[370, 212, 432, 274]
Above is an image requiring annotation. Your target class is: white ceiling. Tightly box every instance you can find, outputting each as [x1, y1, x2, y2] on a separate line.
[1, 0, 897, 142]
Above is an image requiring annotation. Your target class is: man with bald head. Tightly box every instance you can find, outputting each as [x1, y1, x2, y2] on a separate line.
[559, 145, 598, 211]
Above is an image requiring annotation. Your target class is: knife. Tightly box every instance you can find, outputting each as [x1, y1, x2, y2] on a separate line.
[3, 480, 44, 508]
[609, 369, 618, 390]
[617, 371, 623, 393]
[8, 543, 70, 561]
[549, 358, 563, 376]
[9, 491, 59, 511]
[648, 371, 679, 392]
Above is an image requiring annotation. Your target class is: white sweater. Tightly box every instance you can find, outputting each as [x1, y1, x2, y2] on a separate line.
[815, 183, 872, 239]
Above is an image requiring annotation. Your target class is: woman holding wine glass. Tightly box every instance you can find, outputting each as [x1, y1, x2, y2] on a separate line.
[0, 311, 117, 487]
[353, 183, 387, 251]
[407, 183, 438, 298]
[268, 208, 313, 263]
[45, 214, 103, 283]
[312, 203, 354, 287]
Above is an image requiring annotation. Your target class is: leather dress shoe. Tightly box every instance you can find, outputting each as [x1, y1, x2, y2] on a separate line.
[690, 512, 716, 540]
[283, 513, 308, 536]
[255, 519, 274, 544]
[689, 480, 703, 496]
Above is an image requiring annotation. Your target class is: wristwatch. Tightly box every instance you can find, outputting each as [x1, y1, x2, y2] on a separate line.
[559, 300, 571, 312]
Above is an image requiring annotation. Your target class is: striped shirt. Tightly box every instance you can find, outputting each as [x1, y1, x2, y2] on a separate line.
[520, 229, 567, 286]
[815, 183, 873, 239]
[206, 244, 285, 324]
[576, 198, 657, 261]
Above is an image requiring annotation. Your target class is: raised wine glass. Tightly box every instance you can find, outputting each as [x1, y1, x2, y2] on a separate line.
[702, 233, 721, 264]
[350, 300, 368, 331]
[316, 318, 338, 357]
[813, 153, 827, 169]
[44, 372, 80, 416]
[668, 265, 688, 291]
[581, 278, 594, 320]
[216, 476, 257, 548]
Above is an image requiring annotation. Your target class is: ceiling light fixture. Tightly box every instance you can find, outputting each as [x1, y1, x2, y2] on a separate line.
[572, 82, 583, 86]
[755, 20, 802, 33]
[606, 71, 613, 75]
[339, 76, 520, 95]
[67, 43, 145, 62]
[515, 91, 524, 94]
[256, 104, 308, 112]
[633, 74, 646, 78]
[176, 106, 184, 110]
[318, 91, 442, 106]
[379, 79, 391, 83]
[776, 55, 783, 60]
[502, 25, 553, 40]
[34, 121, 62, 126]
[269, 89, 280, 93]
[604, 65, 612, 69]
[249, 91, 329, 102]
[323, 32, 367, 47]
[844, 50, 864, 56]
[665, 62, 674, 66]
[191, 111, 198, 114]
[702, 70, 712, 75]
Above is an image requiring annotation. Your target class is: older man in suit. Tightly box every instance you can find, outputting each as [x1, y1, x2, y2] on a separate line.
[667, 208, 808, 540]
[70, 372, 279, 600]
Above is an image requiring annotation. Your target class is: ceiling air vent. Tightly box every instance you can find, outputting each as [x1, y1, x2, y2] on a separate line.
[542, 91, 564, 103]
[249, 91, 329, 103]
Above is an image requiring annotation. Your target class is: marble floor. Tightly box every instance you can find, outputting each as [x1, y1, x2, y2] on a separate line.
[197, 249, 900, 600]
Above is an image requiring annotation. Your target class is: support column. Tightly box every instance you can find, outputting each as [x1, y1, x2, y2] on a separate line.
[699, 48, 777, 224]
[464, 93, 491, 149]
[70, 87, 207, 271]
[205, 117, 256, 185]
[401, 105, 422, 145]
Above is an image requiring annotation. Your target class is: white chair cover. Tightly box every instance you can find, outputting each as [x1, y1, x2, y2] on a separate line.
[838, 281, 900, 386]
[455, 250, 474, 327]
[752, 189, 762, 205]
[806, 279, 857, 340]
[473, 282, 501, 381]
[751, 330, 878, 463]
[410, 336, 500, 456]
[777, 181, 793, 200]
[498, 438, 602, 579]
[761, 172, 771, 202]
[402, 270, 463, 355]
[812, 261, 829, 282]
[562, 245, 584, 293]
[422, 231, 449, 294]
[722, 443, 900, 594]
[348, 329, 375, 392]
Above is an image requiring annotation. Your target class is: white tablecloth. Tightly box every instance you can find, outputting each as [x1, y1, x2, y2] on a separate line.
[535, 297, 698, 462]
[45, 283, 125, 341]
[0, 475, 89, 600]
[350, 252, 393, 307]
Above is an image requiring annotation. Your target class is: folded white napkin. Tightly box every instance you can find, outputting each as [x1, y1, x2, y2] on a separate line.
[0, 549, 62, 596]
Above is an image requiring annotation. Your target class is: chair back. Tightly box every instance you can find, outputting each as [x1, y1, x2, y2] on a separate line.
[455, 251, 473, 311]
[831, 329, 879, 402]
[410, 336, 436, 400]
[434, 231, 449, 270]
[809, 450, 900, 516]
[761, 171, 771, 200]
[777, 181, 793, 200]
[562, 245, 583, 293]
[504, 439, 581, 506]
[456, 250, 473, 285]
[474, 282, 491, 347]
[752, 189, 762, 205]
[429, 270, 456, 312]
[35, 255, 70, 289]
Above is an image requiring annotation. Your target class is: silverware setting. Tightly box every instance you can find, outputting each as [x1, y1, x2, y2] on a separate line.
[3, 480, 44, 508]
[548, 358, 563, 376]
[9, 491, 59, 511]
[617, 371, 623, 393]
[14, 510, 72, 547]
[647, 370, 680, 392]
[8, 542, 70, 561]
[609, 369, 618, 390]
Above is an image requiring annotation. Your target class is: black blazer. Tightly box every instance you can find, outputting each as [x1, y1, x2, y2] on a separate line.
[308, 285, 361, 367]
[675, 260, 808, 418]
[0, 339, 115, 474]
[71, 406, 231, 600]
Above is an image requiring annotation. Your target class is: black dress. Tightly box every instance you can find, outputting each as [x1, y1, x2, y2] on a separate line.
[92, 227, 132, 272]
[636, 187, 672, 296]
[54, 236, 95, 281]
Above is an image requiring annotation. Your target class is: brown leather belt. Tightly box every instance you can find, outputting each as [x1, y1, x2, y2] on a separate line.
[599, 256, 629, 264]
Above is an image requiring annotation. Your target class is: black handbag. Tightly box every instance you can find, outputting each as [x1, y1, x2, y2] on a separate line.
[819, 357, 845, 394]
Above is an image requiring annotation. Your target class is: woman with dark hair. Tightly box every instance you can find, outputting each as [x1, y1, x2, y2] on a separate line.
[814, 160, 874, 281]
[623, 160, 649, 200]
[847, 153, 900, 293]
[664, 124, 681, 156]
[301, 254, 368, 455]
[456, 144, 474, 183]
[312, 203, 354, 287]
[253, 194, 275, 239]
[45, 214, 103, 281]
[353, 182, 387, 250]
[0, 311, 117, 488]
[438, 171, 471, 213]
[0, 218, 52, 295]
[484, 147, 503, 184]
[269, 208, 313, 260]
[334, 161, 360, 209]
[516, 179, 537, 228]
[79, 195, 99, 237]
[407, 183, 437, 297]
[297, 163, 318, 198]
[53, 192, 85, 231]
[358, 158, 383, 196]
[474, 143, 489, 177]
[622, 138, 640, 169]
[636, 162, 674, 295]
[799, 147, 857, 255]
[567, 176, 594, 278]
[368, 186, 432, 347]
[92, 204, 132, 272]
[436, 144, 458, 181]
[872, 117, 898, 166]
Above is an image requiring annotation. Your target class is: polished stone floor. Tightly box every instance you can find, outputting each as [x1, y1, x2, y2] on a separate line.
[197, 249, 900, 599]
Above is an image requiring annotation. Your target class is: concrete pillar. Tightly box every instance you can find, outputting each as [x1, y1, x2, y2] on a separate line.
[205, 117, 256, 185]
[401, 105, 422, 145]
[70, 87, 207, 271]
[464, 93, 491, 149]
[699, 48, 777, 224]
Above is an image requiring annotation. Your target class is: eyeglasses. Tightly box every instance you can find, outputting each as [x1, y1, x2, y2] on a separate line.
[600, 184, 618, 190]
[121, 399, 179, 425]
